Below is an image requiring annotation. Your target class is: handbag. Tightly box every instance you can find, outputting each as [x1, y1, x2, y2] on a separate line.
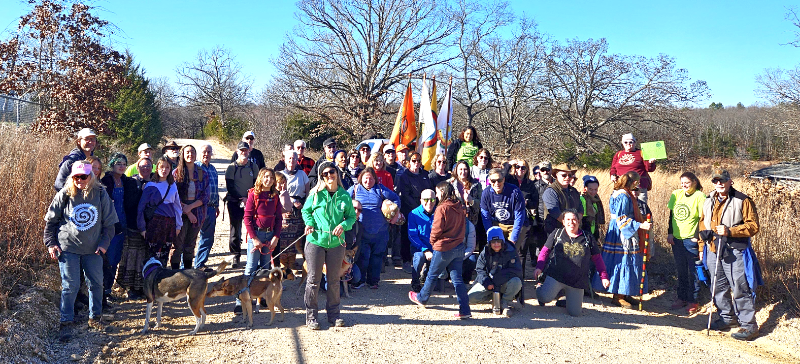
[144, 182, 171, 223]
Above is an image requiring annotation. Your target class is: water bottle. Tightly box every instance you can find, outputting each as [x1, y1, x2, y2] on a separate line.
[492, 292, 502, 315]
[695, 260, 709, 286]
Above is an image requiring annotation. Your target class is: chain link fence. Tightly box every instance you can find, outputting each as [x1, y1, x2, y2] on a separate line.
[0, 94, 42, 127]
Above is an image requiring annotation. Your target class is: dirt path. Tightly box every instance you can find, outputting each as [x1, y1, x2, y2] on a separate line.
[46, 139, 800, 364]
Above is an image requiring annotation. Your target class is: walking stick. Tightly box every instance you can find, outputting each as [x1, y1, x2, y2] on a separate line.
[706, 235, 725, 335]
[638, 214, 651, 311]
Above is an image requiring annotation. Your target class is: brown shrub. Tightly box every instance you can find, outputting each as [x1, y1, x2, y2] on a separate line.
[580, 168, 800, 308]
[0, 126, 69, 310]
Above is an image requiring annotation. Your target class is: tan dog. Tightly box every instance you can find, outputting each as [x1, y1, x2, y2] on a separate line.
[206, 267, 290, 328]
[297, 246, 358, 298]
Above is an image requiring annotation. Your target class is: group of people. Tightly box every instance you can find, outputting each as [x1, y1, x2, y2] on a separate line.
[45, 127, 762, 342]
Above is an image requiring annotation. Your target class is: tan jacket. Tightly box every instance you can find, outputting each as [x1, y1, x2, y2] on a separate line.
[698, 188, 759, 253]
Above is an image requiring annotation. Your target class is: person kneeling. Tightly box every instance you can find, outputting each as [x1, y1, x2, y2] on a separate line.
[467, 226, 522, 317]
[534, 210, 610, 316]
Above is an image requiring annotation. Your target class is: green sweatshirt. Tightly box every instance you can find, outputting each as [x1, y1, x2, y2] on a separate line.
[301, 186, 357, 248]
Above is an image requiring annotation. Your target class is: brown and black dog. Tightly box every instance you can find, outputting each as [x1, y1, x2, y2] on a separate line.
[141, 258, 228, 335]
[206, 266, 291, 328]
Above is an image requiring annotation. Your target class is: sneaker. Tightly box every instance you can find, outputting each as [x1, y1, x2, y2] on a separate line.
[454, 313, 472, 320]
[670, 299, 687, 309]
[408, 291, 426, 308]
[307, 321, 320, 330]
[233, 304, 243, 315]
[708, 319, 738, 331]
[503, 308, 513, 317]
[58, 321, 74, 342]
[232, 254, 241, 269]
[731, 327, 758, 341]
[686, 303, 700, 315]
[402, 261, 413, 274]
[369, 284, 379, 289]
[88, 318, 111, 332]
[351, 282, 365, 290]
[332, 318, 345, 327]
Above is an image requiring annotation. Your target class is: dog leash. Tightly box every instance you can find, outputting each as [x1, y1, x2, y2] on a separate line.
[236, 232, 310, 298]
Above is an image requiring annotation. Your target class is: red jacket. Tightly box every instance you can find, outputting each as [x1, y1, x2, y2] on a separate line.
[375, 169, 394, 190]
[609, 149, 656, 190]
[430, 199, 466, 252]
[244, 190, 283, 238]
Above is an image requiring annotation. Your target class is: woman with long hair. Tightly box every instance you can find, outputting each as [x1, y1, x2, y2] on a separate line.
[45, 160, 118, 340]
[667, 172, 706, 314]
[408, 181, 471, 319]
[348, 166, 401, 289]
[450, 160, 483, 236]
[99, 153, 139, 305]
[137, 156, 183, 265]
[171, 145, 209, 269]
[429, 153, 451, 186]
[598, 171, 652, 308]
[302, 161, 357, 329]
[446, 126, 483, 170]
[366, 152, 394, 190]
[471, 148, 493, 188]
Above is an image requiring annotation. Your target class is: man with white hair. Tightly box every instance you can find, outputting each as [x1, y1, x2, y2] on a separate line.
[279, 150, 310, 209]
[294, 139, 316, 175]
[194, 144, 220, 271]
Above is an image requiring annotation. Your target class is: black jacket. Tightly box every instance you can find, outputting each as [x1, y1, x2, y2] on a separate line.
[533, 179, 550, 225]
[507, 177, 539, 220]
[100, 172, 141, 233]
[395, 168, 433, 216]
[475, 240, 522, 289]
[445, 139, 482, 171]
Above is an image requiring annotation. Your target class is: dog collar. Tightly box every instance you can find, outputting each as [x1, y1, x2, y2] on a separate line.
[143, 264, 159, 280]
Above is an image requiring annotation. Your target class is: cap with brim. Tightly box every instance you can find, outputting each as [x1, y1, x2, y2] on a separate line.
[551, 167, 578, 174]
[323, 138, 337, 147]
[161, 141, 180, 153]
[486, 226, 505, 243]
[243, 131, 255, 139]
[383, 144, 395, 153]
[711, 169, 731, 182]
[538, 161, 552, 170]
[69, 162, 93, 178]
[583, 175, 599, 186]
[396, 144, 410, 152]
[237, 141, 250, 151]
[76, 128, 97, 139]
[137, 143, 153, 152]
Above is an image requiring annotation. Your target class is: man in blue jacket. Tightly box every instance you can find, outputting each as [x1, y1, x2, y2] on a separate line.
[408, 189, 436, 292]
[468, 226, 523, 317]
[480, 168, 528, 249]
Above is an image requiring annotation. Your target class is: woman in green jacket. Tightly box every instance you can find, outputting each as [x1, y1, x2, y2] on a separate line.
[301, 161, 357, 330]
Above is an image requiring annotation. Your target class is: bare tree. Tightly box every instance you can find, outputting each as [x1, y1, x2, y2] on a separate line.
[449, 0, 513, 128]
[787, 7, 800, 47]
[175, 45, 252, 123]
[269, 0, 458, 138]
[541, 38, 709, 154]
[471, 18, 549, 157]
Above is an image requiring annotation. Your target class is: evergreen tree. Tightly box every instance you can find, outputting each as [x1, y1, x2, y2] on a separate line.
[109, 51, 163, 156]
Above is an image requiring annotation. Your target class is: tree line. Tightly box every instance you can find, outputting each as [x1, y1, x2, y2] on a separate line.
[1, 0, 799, 164]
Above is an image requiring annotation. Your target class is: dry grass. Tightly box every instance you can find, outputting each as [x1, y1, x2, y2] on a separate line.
[0, 126, 69, 311]
[580, 166, 800, 309]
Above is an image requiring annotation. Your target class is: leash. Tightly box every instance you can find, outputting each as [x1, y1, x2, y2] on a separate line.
[236, 232, 309, 298]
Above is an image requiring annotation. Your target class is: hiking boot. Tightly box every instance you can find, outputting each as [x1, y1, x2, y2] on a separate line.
[408, 291, 425, 308]
[731, 327, 758, 341]
[58, 321, 74, 342]
[623, 295, 639, 305]
[88, 318, 111, 333]
[613, 294, 632, 309]
[708, 319, 738, 331]
[232, 254, 241, 269]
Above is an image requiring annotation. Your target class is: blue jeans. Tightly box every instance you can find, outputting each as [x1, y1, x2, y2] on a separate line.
[194, 205, 217, 269]
[417, 243, 471, 316]
[672, 238, 700, 303]
[357, 232, 388, 285]
[59, 252, 103, 322]
[411, 251, 429, 286]
[103, 232, 125, 292]
[237, 230, 274, 306]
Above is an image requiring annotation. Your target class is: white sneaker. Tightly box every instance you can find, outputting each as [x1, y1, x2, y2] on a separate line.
[503, 308, 512, 317]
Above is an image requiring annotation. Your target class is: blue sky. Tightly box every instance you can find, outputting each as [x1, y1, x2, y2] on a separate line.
[1, 0, 798, 106]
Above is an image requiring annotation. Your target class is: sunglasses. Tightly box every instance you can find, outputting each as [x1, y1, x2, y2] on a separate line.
[540, 168, 550, 172]
[321, 170, 337, 178]
[557, 173, 574, 178]
[325, 144, 337, 149]
[489, 178, 503, 184]
[622, 141, 634, 144]
[245, 136, 254, 140]
[385, 150, 395, 154]
[513, 165, 527, 170]
[422, 198, 436, 203]
[410, 159, 421, 163]
[72, 174, 90, 181]
[711, 179, 727, 184]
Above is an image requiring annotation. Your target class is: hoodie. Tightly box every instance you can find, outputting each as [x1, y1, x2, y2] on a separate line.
[43, 187, 118, 254]
[474, 227, 522, 289]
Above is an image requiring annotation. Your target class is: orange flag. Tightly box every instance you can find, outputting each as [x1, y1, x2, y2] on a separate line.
[390, 78, 417, 148]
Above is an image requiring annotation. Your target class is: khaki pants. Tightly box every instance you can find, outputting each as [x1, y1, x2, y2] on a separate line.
[497, 223, 529, 253]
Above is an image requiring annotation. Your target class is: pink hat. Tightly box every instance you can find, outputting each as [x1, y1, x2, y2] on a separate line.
[70, 162, 93, 177]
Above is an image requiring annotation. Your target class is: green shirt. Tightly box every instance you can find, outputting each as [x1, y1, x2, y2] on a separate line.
[667, 189, 706, 240]
[580, 196, 598, 234]
[456, 141, 479, 167]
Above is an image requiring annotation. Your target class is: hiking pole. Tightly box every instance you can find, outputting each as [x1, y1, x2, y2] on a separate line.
[706, 235, 725, 335]
[639, 214, 651, 311]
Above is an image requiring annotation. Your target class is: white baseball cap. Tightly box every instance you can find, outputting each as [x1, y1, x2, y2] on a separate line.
[76, 128, 97, 139]
[243, 131, 256, 139]
[137, 143, 153, 152]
